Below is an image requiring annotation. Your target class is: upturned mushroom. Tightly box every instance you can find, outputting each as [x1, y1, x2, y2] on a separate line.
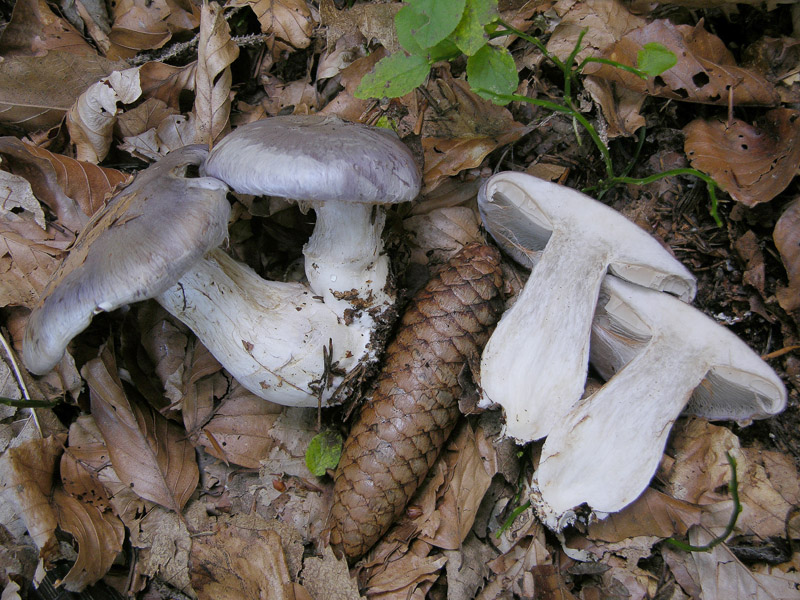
[476, 172, 697, 442]
[23, 145, 230, 375]
[534, 274, 787, 526]
[201, 115, 421, 322]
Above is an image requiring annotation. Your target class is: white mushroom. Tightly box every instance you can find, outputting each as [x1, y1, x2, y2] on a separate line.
[534, 275, 787, 526]
[477, 172, 697, 442]
[201, 115, 422, 322]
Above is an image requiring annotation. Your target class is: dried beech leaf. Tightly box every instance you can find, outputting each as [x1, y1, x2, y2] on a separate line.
[67, 67, 143, 163]
[106, 0, 171, 60]
[684, 109, 800, 207]
[190, 523, 295, 600]
[83, 348, 199, 513]
[181, 340, 225, 434]
[0, 52, 122, 132]
[116, 98, 178, 138]
[320, 0, 399, 52]
[0, 170, 46, 229]
[300, 545, 362, 600]
[232, 0, 313, 49]
[139, 61, 197, 111]
[61, 415, 113, 511]
[0, 434, 65, 554]
[138, 306, 189, 404]
[52, 487, 125, 592]
[363, 545, 447, 598]
[120, 113, 196, 161]
[774, 198, 800, 313]
[0, 0, 95, 56]
[194, 2, 239, 147]
[0, 137, 130, 233]
[586, 20, 779, 106]
[317, 48, 387, 123]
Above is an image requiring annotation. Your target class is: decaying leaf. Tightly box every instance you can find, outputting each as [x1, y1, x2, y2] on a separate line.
[194, 1, 239, 147]
[83, 347, 199, 513]
[232, 0, 314, 49]
[300, 545, 361, 600]
[0, 434, 65, 555]
[0, 51, 122, 132]
[586, 19, 780, 106]
[684, 108, 800, 207]
[774, 198, 800, 313]
[319, 0, 399, 53]
[52, 487, 125, 592]
[67, 67, 143, 163]
[0, 0, 95, 56]
[138, 60, 197, 111]
[61, 415, 113, 512]
[0, 169, 46, 229]
[0, 137, 130, 233]
[106, 0, 172, 60]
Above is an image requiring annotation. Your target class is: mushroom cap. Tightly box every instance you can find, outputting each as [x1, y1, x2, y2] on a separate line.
[202, 115, 421, 205]
[478, 172, 697, 299]
[23, 145, 230, 375]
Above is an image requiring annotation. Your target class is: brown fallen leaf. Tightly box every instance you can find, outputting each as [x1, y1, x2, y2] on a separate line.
[0, 137, 130, 233]
[317, 48, 387, 123]
[0, 51, 123, 132]
[0, 0, 95, 56]
[319, 0, 399, 53]
[0, 434, 65, 557]
[300, 545, 362, 600]
[586, 19, 779, 106]
[684, 108, 800, 207]
[52, 486, 125, 592]
[194, 2, 239, 148]
[138, 305, 189, 404]
[61, 415, 113, 512]
[774, 198, 800, 313]
[83, 347, 199, 513]
[106, 0, 172, 60]
[232, 0, 314, 49]
[363, 540, 447, 600]
[138, 61, 197, 111]
[190, 523, 298, 600]
[734, 230, 767, 296]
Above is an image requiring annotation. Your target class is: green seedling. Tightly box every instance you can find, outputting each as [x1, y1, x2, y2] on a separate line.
[305, 429, 344, 476]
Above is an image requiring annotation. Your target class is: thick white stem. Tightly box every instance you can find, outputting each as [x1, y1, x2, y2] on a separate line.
[303, 203, 392, 319]
[480, 234, 610, 442]
[155, 249, 375, 407]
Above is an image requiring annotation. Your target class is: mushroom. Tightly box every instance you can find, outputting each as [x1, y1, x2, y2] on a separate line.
[23, 145, 230, 375]
[477, 172, 697, 442]
[533, 274, 787, 526]
[201, 115, 422, 321]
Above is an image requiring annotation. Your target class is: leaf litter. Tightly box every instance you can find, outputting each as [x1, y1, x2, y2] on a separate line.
[0, 0, 799, 598]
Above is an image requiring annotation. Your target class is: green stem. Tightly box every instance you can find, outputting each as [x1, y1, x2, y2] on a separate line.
[0, 396, 60, 408]
[666, 453, 741, 552]
[496, 500, 532, 538]
[494, 19, 565, 71]
[578, 57, 648, 80]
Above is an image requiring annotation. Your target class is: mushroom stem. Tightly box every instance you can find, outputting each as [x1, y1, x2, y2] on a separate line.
[303, 202, 391, 317]
[481, 233, 608, 442]
[155, 248, 375, 407]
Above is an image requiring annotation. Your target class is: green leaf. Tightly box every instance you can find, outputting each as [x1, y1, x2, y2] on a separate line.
[305, 430, 343, 477]
[467, 45, 518, 103]
[355, 52, 431, 99]
[404, 0, 467, 48]
[428, 38, 461, 62]
[451, 0, 498, 56]
[396, 5, 427, 55]
[637, 42, 677, 77]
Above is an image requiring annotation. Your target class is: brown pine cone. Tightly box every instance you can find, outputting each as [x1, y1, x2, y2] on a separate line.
[328, 242, 504, 560]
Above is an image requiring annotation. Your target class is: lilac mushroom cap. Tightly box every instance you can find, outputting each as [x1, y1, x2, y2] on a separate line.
[23, 145, 230, 375]
[201, 115, 422, 318]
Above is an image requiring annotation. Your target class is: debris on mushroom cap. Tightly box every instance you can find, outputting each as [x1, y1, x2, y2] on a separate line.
[155, 249, 376, 407]
[533, 274, 787, 528]
[477, 172, 697, 443]
[23, 145, 230, 375]
[201, 115, 422, 317]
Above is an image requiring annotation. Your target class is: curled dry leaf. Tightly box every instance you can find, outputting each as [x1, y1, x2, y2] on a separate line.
[231, 0, 313, 49]
[774, 198, 800, 313]
[0, 137, 130, 233]
[138, 61, 196, 111]
[190, 523, 297, 600]
[586, 19, 779, 106]
[67, 67, 143, 163]
[0, 170, 46, 229]
[0, 0, 95, 56]
[106, 0, 172, 60]
[82, 347, 199, 513]
[684, 108, 800, 207]
[0, 434, 65, 555]
[194, 2, 239, 147]
[52, 487, 125, 592]
[0, 51, 122, 132]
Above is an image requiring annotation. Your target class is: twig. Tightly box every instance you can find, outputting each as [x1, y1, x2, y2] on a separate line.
[0, 329, 42, 436]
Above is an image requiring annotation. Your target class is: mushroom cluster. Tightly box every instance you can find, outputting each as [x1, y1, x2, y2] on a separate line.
[23, 116, 421, 408]
[477, 171, 787, 527]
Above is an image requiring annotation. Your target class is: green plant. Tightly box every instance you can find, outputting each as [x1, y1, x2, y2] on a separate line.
[356, 4, 723, 225]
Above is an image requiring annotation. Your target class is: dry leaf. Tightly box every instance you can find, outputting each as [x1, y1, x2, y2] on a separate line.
[684, 109, 800, 207]
[190, 523, 296, 600]
[318, 48, 387, 123]
[0, 52, 122, 132]
[0, 434, 65, 555]
[444, 533, 498, 600]
[116, 98, 179, 138]
[67, 67, 143, 163]
[0, 137, 130, 233]
[106, 0, 172, 60]
[60, 416, 113, 512]
[734, 230, 766, 296]
[52, 487, 125, 592]
[0, 170, 46, 229]
[194, 2, 239, 147]
[181, 340, 225, 433]
[300, 545, 362, 600]
[404, 206, 482, 272]
[232, 0, 314, 49]
[0, 0, 95, 56]
[138, 61, 197, 110]
[586, 20, 779, 106]
[583, 76, 646, 138]
[138, 305, 189, 404]
[83, 347, 199, 513]
[319, 0, 399, 52]
[120, 112, 197, 161]
[774, 198, 800, 313]
[364, 544, 447, 599]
